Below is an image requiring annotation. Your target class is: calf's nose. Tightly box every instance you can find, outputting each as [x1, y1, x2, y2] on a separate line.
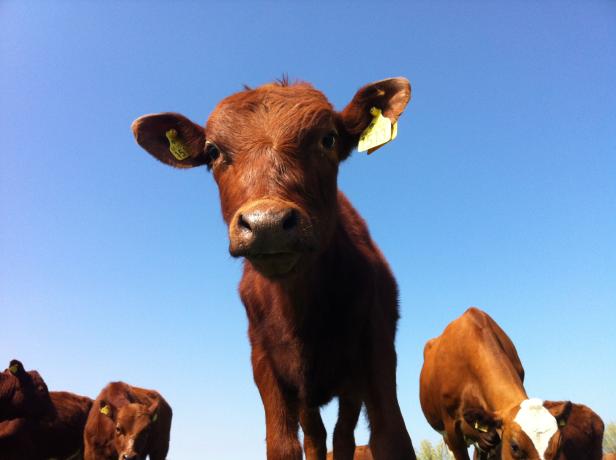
[238, 206, 298, 234]
[229, 199, 303, 257]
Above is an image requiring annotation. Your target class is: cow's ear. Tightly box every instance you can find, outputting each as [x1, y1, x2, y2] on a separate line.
[544, 400, 572, 428]
[464, 407, 502, 433]
[131, 112, 208, 169]
[99, 400, 115, 419]
[463, 406, 502, 452]
[148, 400, 160, 422]
[8, 359, 24, 376]
[339, 77, 411, 157]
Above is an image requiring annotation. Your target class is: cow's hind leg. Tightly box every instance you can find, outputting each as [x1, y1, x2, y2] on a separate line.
[300, 406, 327, 460]
[333, 396, 361, 460]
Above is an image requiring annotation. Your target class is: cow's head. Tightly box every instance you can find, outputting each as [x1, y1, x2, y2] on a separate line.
[463, 398, 572, 459]
[132, 78, 410, 278]
[98, 399, 159, 460]
[0, 359, 51, 422]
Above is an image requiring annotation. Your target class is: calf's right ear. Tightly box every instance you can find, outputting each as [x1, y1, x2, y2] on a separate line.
[131, 112, 208, 169]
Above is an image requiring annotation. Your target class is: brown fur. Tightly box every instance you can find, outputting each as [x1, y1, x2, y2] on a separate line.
[0, 360, 92, 460]
[84, 381, 172, 460]
[132, 77, 414, 460]
[327, 445, 374, 460]
[544, 401, 604, 460]
[419, 308, 603, 460]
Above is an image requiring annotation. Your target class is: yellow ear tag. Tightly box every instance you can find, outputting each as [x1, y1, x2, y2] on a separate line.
[357, 107, 397, 154]
[165, 129, 191, 161]
[8, 364, 19, 374]
[100, 405, 111, 416]
[152, 412, 158, 422]
[474, 421, 489, 433]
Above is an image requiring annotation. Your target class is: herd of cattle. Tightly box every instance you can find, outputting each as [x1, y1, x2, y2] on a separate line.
[0, 307, 608, 459]
[3, 77, 610, 459]
[0, 363, 171, 460]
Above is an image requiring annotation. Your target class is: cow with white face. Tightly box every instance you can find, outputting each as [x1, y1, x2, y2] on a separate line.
[419, 307, 603, 460]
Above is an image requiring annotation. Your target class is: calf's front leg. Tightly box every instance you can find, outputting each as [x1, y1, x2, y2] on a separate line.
[251, 344, 303, 460]
[364, 338, 416, 460]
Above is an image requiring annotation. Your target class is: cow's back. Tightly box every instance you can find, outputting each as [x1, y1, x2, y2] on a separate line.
[419, 308, 526, 431]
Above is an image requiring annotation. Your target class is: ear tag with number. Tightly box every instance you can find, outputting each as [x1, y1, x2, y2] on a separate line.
[358, 107, 397, 154]
[165, 129, 191, 161]
[100, 405, 111, 416]
[474, 421, 489, 433]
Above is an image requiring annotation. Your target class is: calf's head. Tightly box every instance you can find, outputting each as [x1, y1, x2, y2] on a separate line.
[132, 78, 410, 278]
[464, 398, 572, 460]
[0, 359, 51, 421]
[98, 399, 159, 460]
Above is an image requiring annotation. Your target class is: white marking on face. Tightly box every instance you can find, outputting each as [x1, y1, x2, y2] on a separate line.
[513, 398, 558, 460]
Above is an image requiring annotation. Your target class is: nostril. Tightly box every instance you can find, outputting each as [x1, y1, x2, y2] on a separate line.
[238, 214, 252, 232]
[282, 209, 298, 231]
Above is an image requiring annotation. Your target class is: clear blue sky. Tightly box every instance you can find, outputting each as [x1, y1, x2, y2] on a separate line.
[1, 1, 614, 458]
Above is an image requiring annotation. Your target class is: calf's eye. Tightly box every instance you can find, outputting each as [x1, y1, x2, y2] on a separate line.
[205, 142, 220, 161]
[321, 133, 336, 150]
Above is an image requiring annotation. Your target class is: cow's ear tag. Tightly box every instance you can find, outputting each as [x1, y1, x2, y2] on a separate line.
[357, 107, 397, 154]
[100, 405, 111, 416]
[558, 419, 567, 427]
[151, 412, 158, 422]
[165, 129, 191, 161]
[8, 364, 19, 374]
[474, 421, 489, 433]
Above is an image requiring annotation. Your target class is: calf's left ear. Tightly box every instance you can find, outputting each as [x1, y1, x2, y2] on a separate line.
[340, 77, 411, 156]
[544, 400, 572, 427]
[131, 112, 208, 169]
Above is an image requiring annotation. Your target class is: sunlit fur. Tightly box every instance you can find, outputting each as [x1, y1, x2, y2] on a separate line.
[132, 77, 414, 460]
[419, 308, 604, 460]
[84, 382, 172, 460]
[0, 360, 92, 460]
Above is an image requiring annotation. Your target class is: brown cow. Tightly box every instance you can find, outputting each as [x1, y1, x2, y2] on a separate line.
[0, 360, 92, 460]
[0, 359, 50, 422]
[83, 381, 172, 460]
[419, 308, 604, 460]
[132, 77, 414, 460]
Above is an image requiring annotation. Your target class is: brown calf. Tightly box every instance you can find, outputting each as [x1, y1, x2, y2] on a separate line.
[419, 307, 604, 460]
[84, 381, 172, 460]
[0, 360, 92, 460]
[132, 77, 414, 460]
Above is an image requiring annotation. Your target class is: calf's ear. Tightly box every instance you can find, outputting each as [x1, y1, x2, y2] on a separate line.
[99, 400, 115, 420]
[544, 400, 572, 427]
[131, 112, 208, 168]
[340, 77, 411, 156]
